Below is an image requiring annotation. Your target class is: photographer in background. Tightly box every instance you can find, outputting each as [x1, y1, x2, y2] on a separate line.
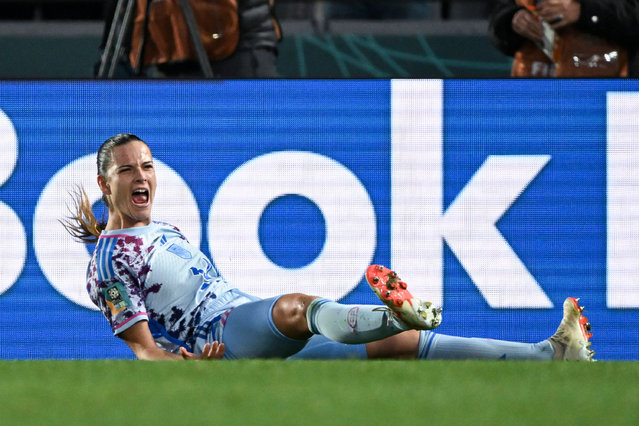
[98, 0, 281, 78]
[489, 0, 639, 77]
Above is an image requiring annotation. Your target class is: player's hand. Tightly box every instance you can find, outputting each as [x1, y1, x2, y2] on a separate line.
[512, 9, 544, 42]
[537, 0, 581, 29]
[179, 341, 225, 360]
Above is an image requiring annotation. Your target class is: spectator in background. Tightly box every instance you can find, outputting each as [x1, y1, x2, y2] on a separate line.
[156, 0, 281, 77]
[98, 0, 281, 78]
[489, 0, 639, 77]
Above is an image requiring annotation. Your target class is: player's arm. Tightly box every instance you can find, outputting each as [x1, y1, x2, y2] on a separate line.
[119, 321, 225, 361]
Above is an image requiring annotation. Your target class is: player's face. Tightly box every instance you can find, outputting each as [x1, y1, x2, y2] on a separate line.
[102, 141, 157, 229]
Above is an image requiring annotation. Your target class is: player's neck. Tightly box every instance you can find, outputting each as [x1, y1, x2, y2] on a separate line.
[105, 213, 151, 231]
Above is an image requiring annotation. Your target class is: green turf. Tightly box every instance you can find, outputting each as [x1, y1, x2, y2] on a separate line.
[1, 360, 637, 425]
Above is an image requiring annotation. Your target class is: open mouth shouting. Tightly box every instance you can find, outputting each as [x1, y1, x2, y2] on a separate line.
[132, 188, 150, 206]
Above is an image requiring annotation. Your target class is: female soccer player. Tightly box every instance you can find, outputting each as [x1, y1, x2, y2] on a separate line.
[63, 133, 594, 362]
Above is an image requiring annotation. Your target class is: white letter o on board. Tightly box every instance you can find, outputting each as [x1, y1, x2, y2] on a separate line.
[208, 151, 376, 300]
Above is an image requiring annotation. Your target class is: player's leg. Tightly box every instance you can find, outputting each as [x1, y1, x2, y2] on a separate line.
[288, 332, 419, 360]
[287, 264, 441, 359]
[287, 329, 554, 360]
[218, 292, 413, 359]
[364, 331, 419, 359]
[218, 292, 412, 359]
[218, 291, 424, 359]
[297, 330, 553, 360]
[418, 297, 594, 361]
[417, 331, 554, 360]
[287, 335, 368, 360]
[362, 265, 592, 361]
[289, 298, 595, 361]
[287, 330, 555, 360]
[267, 264, 442, 349]
[370, 298, 594, 361]
[273, 292, 416, 345]
[298, 265, 442, 345]
[360, 329, 555, 360]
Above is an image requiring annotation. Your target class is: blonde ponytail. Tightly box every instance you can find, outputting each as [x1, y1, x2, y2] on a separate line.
[60, 185, 107, 244]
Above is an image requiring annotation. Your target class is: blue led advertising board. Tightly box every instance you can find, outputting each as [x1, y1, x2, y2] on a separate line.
[0, 79, 638, 360]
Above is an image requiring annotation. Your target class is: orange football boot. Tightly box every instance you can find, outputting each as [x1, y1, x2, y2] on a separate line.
[549, 297, 595, 361]
[365, 265, 442, 330]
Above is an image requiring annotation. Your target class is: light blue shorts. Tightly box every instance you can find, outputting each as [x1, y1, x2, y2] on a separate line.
[220, 296, 310, 359]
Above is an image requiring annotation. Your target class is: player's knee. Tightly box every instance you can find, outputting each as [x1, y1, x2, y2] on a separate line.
[272, 293, 317, 340]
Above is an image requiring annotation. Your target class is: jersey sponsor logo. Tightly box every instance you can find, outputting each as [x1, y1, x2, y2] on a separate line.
[103, 282, 131, 316]
[167, 242, 192, 259]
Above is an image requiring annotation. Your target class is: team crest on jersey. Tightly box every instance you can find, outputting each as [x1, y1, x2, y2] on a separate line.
[103, 282, 131, 316]
[167, 243, 192, 259]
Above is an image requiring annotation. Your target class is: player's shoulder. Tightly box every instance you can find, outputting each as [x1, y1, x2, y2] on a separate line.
[152, 220, 187, 240]
[152, 220, 182, 233]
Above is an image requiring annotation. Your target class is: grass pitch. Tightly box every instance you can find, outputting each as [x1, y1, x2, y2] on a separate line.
[1, 360, 637, 425]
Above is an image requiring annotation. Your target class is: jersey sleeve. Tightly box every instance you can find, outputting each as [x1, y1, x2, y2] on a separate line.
[101, 273, 149, 336]
[88, 245, 149, 336]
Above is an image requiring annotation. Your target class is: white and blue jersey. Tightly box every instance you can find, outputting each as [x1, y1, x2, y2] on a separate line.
[86, 221, 256, 354]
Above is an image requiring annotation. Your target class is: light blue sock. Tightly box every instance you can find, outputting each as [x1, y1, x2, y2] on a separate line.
[418, 331, 554, 360]
[306, 298, 407, 344]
